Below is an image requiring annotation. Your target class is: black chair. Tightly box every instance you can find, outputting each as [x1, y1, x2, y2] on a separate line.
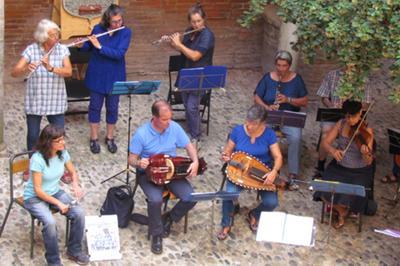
[65, 47, 91, 115]
[320, 159, 376, 233]
[130, 172, 189, 238]
[167, 55, 212, 136]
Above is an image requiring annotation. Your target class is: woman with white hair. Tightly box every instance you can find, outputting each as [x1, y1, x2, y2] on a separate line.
[11, 19, 72, 151]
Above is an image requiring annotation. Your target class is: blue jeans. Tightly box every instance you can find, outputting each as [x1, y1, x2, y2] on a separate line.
[137, 172, 196, 236]
[393, 156, 400, 179]
[221, 180, 278, 227]
[181, 91, 203, 140]
[26, 114, 65, 151]
[24, 190, 85, 265]
[281, 125, 302, 175]
[88, 91, 120, 124]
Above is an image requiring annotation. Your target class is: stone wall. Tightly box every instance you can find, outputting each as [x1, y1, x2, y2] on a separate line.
[4, 0, 264, 74]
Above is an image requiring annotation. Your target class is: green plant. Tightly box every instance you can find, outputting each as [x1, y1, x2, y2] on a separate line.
[240, 0, 400, 103]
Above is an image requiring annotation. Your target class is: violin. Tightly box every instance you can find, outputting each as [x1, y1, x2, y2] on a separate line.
[146, 154, 207, 185]
[343, 102, 374, 163]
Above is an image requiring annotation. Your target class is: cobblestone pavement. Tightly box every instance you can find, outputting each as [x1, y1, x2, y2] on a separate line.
[0, 68, 399, 266]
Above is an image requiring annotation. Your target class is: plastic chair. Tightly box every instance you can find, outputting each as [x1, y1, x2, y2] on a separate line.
[0, 151, 70, 258]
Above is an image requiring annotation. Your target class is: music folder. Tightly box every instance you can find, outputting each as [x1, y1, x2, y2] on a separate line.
[267, 110, 307, 128]
[176, 66, 227, 91]
[256, 212, 315, 247]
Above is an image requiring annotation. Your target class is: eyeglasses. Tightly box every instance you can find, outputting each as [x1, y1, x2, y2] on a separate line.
[48, 32, 60, 39]
[110, 18, 123, 25]
[52, 137, 65, 144]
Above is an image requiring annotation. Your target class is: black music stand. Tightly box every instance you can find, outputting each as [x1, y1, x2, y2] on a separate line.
[176, 66, 227, 141]
[101, 81, 160, 185]
[315, 108, 344, 151]
[189, 191, 240, 239]
[312, 179, 365, 242]
[386, 128, 400, 204]
[267, 110, 307, 129]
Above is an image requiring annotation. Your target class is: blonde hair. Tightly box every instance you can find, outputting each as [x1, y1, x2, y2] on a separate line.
[33, 19, 60, 43]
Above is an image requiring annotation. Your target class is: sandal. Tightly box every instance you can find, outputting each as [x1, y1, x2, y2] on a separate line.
[246, 212, 258, 233]
[333, 215, 346, 229]
[380, 174, 397, 183]
[105, 138, 118, 153]
[90, 139, 100, 154]
[333, 209, 348, 229]
[217, 226, 231, 240]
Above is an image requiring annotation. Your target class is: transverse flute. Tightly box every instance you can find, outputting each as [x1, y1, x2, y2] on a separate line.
[25, 26, 125, 80]
[151, 27, 204, 45]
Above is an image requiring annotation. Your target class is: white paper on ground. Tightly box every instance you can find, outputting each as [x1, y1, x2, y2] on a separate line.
[85, 215, 122, 261]
[256, 211, 314, 247]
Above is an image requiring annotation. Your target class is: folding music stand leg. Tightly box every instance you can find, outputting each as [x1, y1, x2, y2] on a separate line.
[101, 94, 135, 185]
[326, 192, 335, 243]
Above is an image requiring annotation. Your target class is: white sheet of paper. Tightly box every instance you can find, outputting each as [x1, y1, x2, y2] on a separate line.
[256, 211, 314, 247]
[283, 214, 314, 246]
[256, 212, 286, 243]
[85, 215, 122, 261]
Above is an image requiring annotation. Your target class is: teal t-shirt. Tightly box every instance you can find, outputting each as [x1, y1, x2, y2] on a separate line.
[23, 150, 70, 200]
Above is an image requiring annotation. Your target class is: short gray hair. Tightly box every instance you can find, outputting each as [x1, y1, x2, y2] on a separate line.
[246, 104, 268, 122]
[33, 19, 60, 44]
[274, 50, 293, 66]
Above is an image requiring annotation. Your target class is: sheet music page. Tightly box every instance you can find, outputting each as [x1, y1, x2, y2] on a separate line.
[256, 212, 286, 242]
[283, 214, 314, 246]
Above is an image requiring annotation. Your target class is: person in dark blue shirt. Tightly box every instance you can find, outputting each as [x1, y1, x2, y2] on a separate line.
[254, 50, 308, 190]
[165, 3, 215, 144]
[80, 4, 132, 154]
[217, 105, 283, 240]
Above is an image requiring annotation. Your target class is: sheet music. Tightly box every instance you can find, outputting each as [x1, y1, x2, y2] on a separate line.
[85, 215, 122, 261]
[256, 212, 314, 247]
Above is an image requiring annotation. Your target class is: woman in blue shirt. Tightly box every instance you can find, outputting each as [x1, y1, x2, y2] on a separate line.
[23, 124, 88, 265]
[217, 105, 283, 240]
[80, 4, 132, 154]
[164, 3, 215, 143]
[254, 50, 308, 190]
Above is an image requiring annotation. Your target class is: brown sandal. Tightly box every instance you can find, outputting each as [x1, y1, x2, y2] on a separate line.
[333, 215, 345, 229]
[380, 174, 397, 183]
[333, 209, 348, 229]
[217, 226, 231, 240]
[246, 212, 258, 233]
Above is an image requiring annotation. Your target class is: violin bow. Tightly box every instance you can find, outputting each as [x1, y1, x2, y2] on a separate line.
[342, 100, 375, 155]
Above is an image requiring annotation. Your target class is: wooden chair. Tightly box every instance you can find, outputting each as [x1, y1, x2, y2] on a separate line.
[167, 55, 212, 135]
[0, 151, 71, 258]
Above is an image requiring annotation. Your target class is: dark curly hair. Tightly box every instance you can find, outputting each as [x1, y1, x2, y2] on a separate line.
[100, 4, 124, 28]
[342, 99, 362, 115]
[35, 124, 65, 166]
[187, 2, 206, 21]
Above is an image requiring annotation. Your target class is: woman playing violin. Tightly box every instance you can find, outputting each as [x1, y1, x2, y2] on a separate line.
[217, 105, 283, 240]
[313, 100, 374, 229]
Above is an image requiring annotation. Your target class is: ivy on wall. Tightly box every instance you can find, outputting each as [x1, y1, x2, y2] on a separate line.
[239, 0, 400, 103]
